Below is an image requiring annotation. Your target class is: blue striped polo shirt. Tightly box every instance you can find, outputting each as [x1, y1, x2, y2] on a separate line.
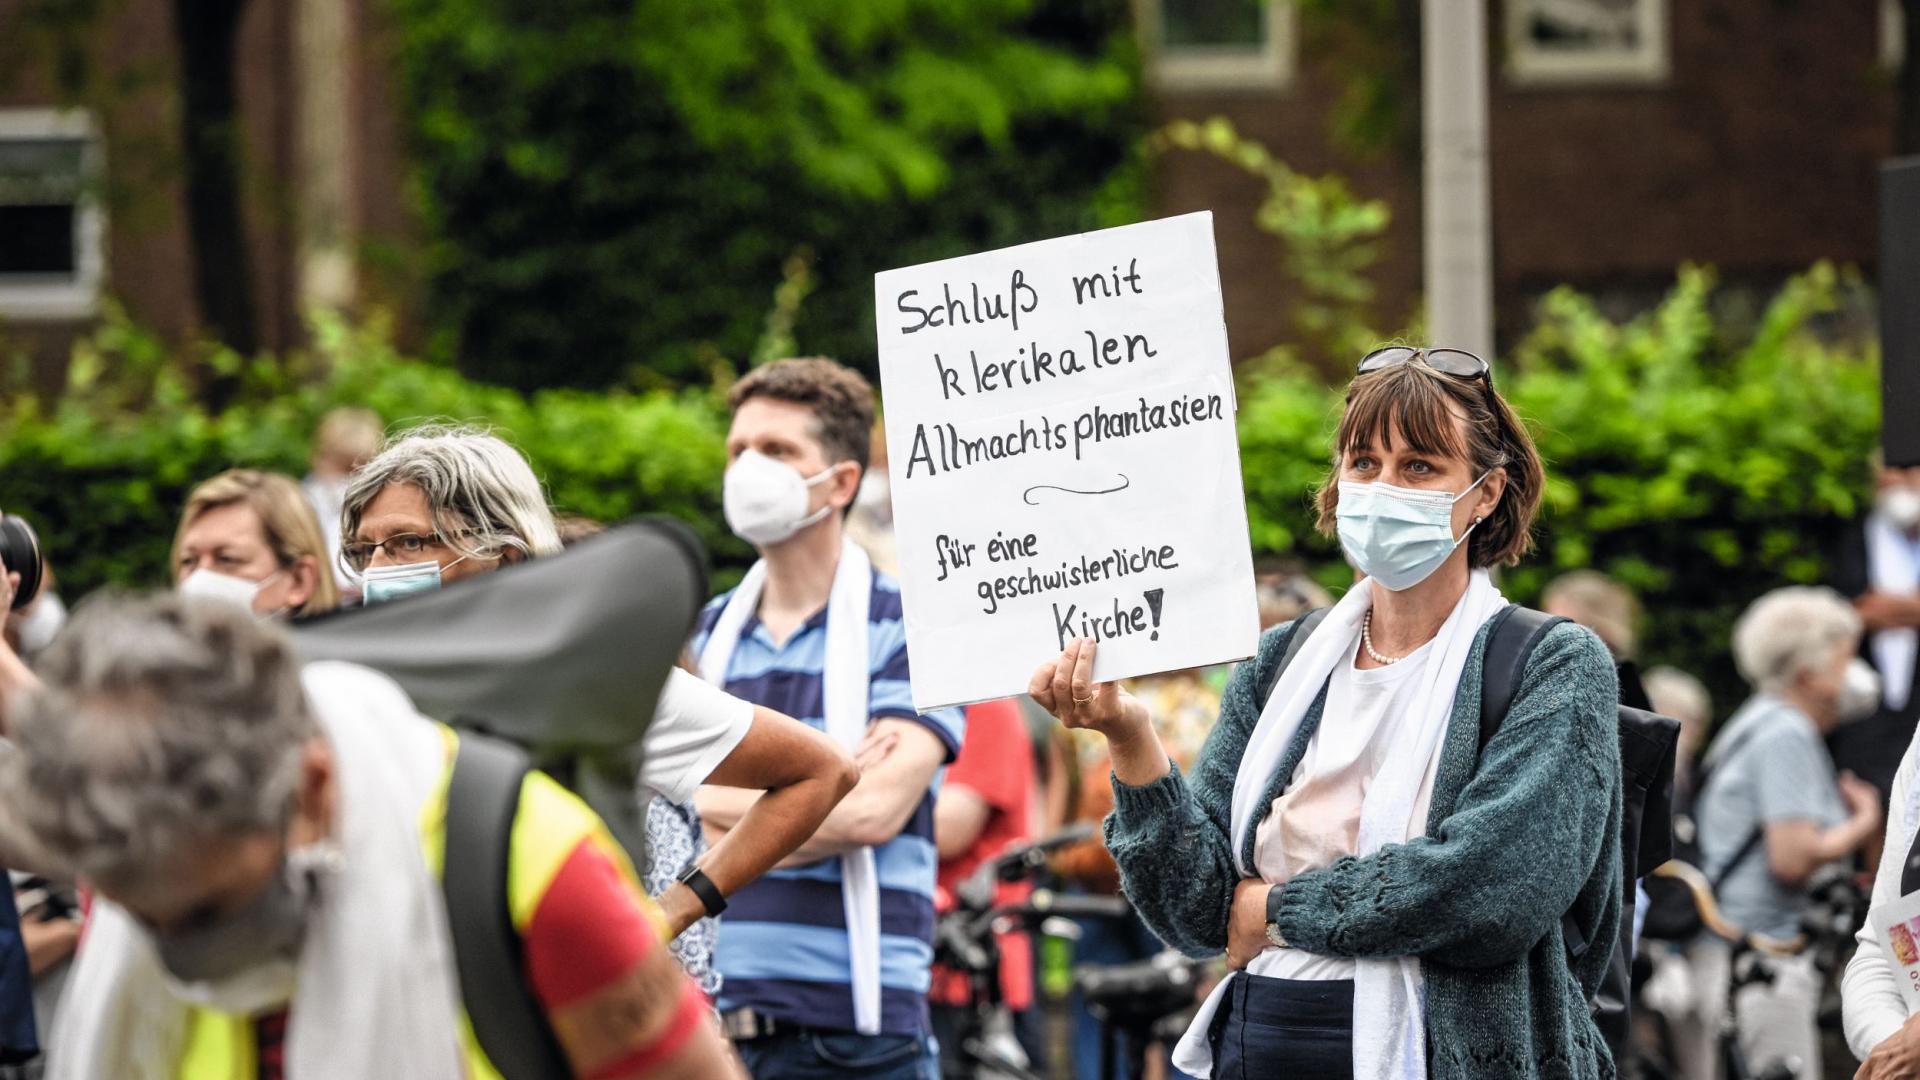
[692, 568, 966, 1035]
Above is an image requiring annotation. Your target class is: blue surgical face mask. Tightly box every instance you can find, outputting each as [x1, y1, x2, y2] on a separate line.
[1336, 471, 1491, 592]
[361, 555, 468, 605]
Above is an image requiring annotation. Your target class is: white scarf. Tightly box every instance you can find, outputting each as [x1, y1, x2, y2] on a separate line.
[50, 662, 466, 1080]
[1173, 571, 1506, 1080]
[1869, 512, 1919, 712]
[699, 539, 883, 1034]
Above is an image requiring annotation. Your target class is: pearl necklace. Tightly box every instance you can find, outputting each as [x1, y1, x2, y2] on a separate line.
[1361, 609, 1404, 665]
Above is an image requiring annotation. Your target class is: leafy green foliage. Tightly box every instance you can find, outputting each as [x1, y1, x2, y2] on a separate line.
[0, 309, 746, 598]
[1155, 118, 1391, 364]
[390, 0, 1143, 391]
[1, 266, 1878, 717]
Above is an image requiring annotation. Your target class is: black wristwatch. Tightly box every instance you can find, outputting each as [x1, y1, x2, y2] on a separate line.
[1264, 883, 1288, 949]
[677, 865, 728, 917]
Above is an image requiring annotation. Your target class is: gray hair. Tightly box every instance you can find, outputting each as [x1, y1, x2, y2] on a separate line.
[1732, 586, 1862, 695]
[0, 592, 317, 891]
[340, 424, 562, 567]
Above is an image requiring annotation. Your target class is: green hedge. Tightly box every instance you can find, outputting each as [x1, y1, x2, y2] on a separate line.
[0, 310, 748, 597]
[0, 263, 1880, 717]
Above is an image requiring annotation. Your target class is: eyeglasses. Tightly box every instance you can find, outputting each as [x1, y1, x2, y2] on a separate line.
[1356, 347, 1490, 381]
[341, 532, 445, 573]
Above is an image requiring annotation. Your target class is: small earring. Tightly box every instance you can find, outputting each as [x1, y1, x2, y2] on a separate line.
[1473, 516, 1484, 525]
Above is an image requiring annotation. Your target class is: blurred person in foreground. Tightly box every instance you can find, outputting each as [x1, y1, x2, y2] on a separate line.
[1692, 586, 1882, 1079]
[174, 470, 340, 619]
[691, 358, 964, 1079]
[301, 407, 382, 592]
[339, 425, 857, 979]
[929, 699, 1036, 1077]
[1032, 347, 1622, 1079]
[0, 591, 742, 1079]
[0, 578, 45, 1077]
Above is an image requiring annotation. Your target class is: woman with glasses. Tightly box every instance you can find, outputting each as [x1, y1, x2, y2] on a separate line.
[339, 425, 858, 967]
[1030, 348, 1623, 1079]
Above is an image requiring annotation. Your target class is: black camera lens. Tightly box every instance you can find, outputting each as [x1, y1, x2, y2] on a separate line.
[0, 514, 45, 612]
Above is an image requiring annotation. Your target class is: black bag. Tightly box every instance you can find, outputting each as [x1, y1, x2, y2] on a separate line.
[1263, 605, 1679, 1059]
[290, 519, 708, 1080]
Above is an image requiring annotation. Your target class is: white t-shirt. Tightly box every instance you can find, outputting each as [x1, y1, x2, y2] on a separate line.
[640, 668, 756, 804]
[1249, 635, 1438, 981]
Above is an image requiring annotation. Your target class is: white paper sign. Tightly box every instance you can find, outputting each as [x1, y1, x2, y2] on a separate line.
[1871, 887, 1920, 1011]
[874, 212, 1260, 711]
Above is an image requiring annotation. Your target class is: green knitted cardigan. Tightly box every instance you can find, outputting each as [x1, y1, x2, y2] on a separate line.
[1105, 613, 1624, 1080]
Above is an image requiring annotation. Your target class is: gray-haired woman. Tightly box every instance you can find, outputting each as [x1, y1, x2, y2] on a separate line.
[1031, 348, 1622, 1080]
[1693, 587, 1881, 1079]
[337, 424, 857, 971]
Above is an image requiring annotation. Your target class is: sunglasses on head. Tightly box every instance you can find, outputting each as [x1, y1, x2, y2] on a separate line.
[1356, 346, 1490, 382]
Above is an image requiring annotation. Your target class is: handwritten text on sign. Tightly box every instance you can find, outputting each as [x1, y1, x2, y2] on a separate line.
[875, 213, 1260, 710]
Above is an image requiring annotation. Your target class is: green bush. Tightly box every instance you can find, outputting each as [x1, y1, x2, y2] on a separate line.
[1, 264, 1879, 719]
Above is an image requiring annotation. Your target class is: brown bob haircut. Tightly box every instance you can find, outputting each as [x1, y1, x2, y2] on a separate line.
[1314, 355, 1545, 569]
[729, 357, 876, 478]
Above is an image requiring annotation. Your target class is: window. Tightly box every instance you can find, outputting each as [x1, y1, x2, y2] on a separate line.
[0, 110, 105, 320]
[1505, 0, 1669, 86]
[1142, 0, 1296, 91]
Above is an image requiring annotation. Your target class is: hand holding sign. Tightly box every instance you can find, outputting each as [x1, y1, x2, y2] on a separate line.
[1028, 636, 1172, 787]
[875, 212, 1258, 710]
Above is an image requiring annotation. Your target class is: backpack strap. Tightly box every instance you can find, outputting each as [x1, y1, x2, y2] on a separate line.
[1254, 606, 1332, 708]
[1477, 605, 1570, 751]
[1475, 606, 1585, 958]
[443, 732, 573, 1079]
[1708, 827, 1767, 895]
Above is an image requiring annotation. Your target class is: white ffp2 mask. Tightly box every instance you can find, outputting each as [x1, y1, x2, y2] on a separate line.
[724, 449, 838, 546]
[180, 568, 282, 614]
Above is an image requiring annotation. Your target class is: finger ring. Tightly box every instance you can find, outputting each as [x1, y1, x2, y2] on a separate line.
[1072, 694, 1095, 705]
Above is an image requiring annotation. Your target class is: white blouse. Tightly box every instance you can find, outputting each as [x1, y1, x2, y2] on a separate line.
[1842, 725, 1920, 1057]
[1248, 635, 1442, 981]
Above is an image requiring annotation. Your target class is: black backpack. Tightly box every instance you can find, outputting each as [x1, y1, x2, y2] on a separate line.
[1264, 605, 1679, 1059]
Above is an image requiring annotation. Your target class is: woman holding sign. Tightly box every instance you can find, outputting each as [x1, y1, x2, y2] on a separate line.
[1031, 348, 1622, 1079]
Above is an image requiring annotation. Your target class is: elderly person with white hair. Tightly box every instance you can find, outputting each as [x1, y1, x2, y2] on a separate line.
[1, 592, 743, 1079]
[338, 424, 858, 991]
[1692, 586, 1883, 1079]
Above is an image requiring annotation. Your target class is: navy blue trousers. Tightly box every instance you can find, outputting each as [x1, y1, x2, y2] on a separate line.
[1207, 975, 1354, 1080]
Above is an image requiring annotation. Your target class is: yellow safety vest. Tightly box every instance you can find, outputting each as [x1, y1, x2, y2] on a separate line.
[175, 727, 659, 1078]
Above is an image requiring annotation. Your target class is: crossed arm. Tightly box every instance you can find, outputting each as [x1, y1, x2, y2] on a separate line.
[655, 707, 859, 936]
[697, 718, 947, 866]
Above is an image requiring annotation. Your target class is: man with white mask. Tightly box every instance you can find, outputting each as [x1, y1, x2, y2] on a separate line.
[691, 357, 964, 1080]
[1832, 463, 1920, 811]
